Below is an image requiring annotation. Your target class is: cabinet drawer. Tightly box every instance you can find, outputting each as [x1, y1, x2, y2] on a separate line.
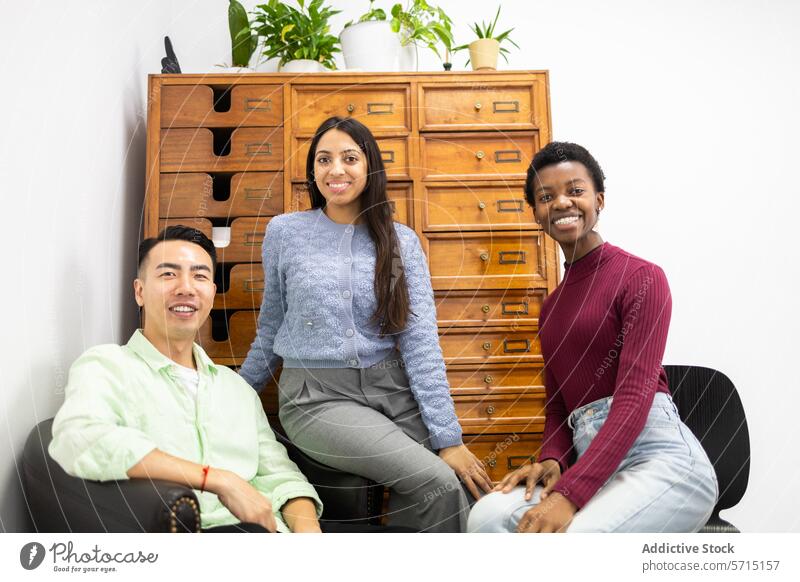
[291, 85, 411, 134]
[454, 393, 546, 427]
[435, 290, 544, 327]
[465, 433, 542, 480]
[290, 183, 413, 226]
[420, 132, 538, 181]
[214, 263, 264, 310]
[160, 127, 284, 172]
[160, 172, 283, 218]
[291, 136, 410, 181]
[197, 310, 257, 361]
[439, 327, 542, 365]
[447, 364, 544, 396]
[422, 182, 535, 231]
[158, 217, 269, 263]
[427, 231, 547, 290]
[161, 84, 283, 128]
[419, 83, 535, 131]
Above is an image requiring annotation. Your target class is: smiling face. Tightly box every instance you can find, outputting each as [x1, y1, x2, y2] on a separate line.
[134, 240, 216, 344]
[531, 160, 605, 260]
[313, 128, 368, 217]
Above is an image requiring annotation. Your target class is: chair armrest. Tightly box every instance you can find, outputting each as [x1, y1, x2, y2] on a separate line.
[23, 419, 200, 533]
[274, 431, 384, 524]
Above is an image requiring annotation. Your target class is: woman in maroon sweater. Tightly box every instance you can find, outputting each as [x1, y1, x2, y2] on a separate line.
[467, 142, 718, 533]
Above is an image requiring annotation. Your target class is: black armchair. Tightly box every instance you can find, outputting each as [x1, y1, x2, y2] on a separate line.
[22, 418, 386, 532]
[665, 365, 750, 533]
[22, 419, 200, 532]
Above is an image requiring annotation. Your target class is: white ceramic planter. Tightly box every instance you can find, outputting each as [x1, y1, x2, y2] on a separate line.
[399, 43, 418, 71]
[469, 38, 500, 71]
[280, 59, 329, 73]
[340, 20, 401, 71]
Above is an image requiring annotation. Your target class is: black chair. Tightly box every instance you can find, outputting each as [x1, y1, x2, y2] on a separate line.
[273, 430, 386, 526]
[22, 418, 386, 532]
[664, 365, 750, 533]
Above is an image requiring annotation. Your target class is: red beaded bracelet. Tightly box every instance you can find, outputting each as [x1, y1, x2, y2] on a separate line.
[200, 465, 210, 493]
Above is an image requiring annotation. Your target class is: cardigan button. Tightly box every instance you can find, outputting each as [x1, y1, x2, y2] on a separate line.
[343, 290, 352, 299]
[345, 328, 355, 337]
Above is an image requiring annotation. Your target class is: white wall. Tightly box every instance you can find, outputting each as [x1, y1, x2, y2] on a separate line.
[0, 0, 797, 532]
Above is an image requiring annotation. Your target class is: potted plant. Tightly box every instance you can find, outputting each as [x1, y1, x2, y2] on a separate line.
[252, 0, 342, 73]
[340, 1, 402, 71]
[228, 0, 257, 69]
[390, 0, 455, 71]
[453, 6, 519, 71]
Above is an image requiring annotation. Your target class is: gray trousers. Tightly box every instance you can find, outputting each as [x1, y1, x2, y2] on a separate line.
[278, 355, 469, 532]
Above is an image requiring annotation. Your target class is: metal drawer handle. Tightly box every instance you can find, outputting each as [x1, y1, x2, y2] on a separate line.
[493, 100, 520, 113]
[501, 301, 529, 315]
[483, 375, 494, 384]
[503, 339, 531, 354]
[244, 187, 272, 200]
[476, 150, 485, 160]
[243, 278, 265, 292]
[495, 150, 522, 164]
[486, 406, 496, 415]
[482, 342, 492, 351]
[499, 251, 526, 264]
[367, 102, 394, 115]
[245, 142, 273, 156]
[481, 304, 490, 313]
[474, 102, 482, 111]
[478, 201, 486, 210]
[346, 103, 355, 113]
[496, 199, 524, 213]
[507, 455, 535, 470]
[245, 97, 272, 111]
[479, 252, 490, 262]
[381, 150, 396, 164]
[244, 233, 261, 246]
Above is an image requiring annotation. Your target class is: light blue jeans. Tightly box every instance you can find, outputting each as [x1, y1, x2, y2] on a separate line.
[467, 393, 719, 532]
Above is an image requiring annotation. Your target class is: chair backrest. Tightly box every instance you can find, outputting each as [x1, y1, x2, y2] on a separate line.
[664, 365, 750, 512]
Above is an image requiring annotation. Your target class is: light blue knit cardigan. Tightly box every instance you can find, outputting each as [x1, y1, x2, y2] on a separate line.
[238, 208, 462, 449]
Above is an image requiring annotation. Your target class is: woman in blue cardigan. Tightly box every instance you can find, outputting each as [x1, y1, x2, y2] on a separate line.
[239, 116, 492, 531]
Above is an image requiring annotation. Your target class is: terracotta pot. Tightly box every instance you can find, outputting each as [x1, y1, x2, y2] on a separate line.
[469, 38, 500, 71]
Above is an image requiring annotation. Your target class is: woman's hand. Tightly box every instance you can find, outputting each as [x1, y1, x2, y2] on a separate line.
[516, 492, 577, 533]
[439, 444, 494, 499]
[494, 458, 562, 501]
[208, 469, 278, 533]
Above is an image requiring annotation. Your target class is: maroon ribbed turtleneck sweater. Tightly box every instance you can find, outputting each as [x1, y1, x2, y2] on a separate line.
[538, 242, 672, 509]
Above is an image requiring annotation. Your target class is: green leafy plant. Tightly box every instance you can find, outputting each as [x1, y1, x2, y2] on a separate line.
[390, 0, 455, 62]
[229, 0, 257, 67]
[344, 0, 388, 28]
[453, 5, 520, 64]
[252, 0, 342, 69]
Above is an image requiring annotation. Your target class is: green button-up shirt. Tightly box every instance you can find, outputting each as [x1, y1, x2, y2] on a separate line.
[49, 330, 322, 532]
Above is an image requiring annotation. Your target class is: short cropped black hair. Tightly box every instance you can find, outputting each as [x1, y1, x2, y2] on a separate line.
[138, 225, 217, 274]
[525, 142, 606, 207]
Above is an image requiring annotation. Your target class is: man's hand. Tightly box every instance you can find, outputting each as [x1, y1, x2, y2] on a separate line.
[516, 491, 577, 533]
[207, 469, 278, 533]
[494, 458, 562, 501]
[439, 444, 493, 499]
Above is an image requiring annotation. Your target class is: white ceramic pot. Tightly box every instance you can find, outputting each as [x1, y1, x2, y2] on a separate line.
[280, 59, 329, 73]
[469, 38, 500, 70]
[215, 66, 254, 74]
[340, 20, 401, 71]
[399, 43, 418, 71]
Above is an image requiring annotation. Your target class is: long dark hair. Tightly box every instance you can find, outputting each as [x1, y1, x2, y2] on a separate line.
[305, 116, 410, 336]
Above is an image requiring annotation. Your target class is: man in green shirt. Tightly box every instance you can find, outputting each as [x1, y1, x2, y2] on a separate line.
[49, 226, 322, 533]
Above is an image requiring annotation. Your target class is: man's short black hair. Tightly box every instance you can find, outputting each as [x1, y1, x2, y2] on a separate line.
[138, 225, 217, 274]
[525, 141, 606, 207]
